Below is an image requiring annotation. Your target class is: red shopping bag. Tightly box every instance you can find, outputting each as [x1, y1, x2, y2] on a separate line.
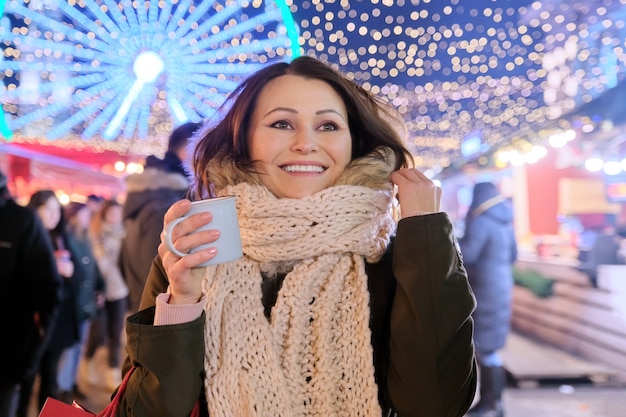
[38, 397, 95, 417]
[39, 367, 131, 417]
[39, 366, 201, 417]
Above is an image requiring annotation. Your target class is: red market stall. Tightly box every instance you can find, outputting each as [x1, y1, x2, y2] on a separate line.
[0, 143, 127, 203]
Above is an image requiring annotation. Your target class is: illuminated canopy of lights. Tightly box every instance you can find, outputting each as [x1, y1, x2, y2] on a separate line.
[2, 0, 626, 170]
[0, 0, 298, 153]
[289, 0, 626, 170]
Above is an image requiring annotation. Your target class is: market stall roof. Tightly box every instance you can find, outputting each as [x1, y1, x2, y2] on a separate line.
[2, 141, 146, 169]
[1, 0, 626, 172]
[0, 143, 124, 198]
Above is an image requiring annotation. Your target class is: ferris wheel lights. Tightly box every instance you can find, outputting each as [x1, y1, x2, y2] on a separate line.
[1, 0, 299, 141]
[167, 97, 190, 124]
[102, 50, 166, 138]
[134, 51, 164, 83]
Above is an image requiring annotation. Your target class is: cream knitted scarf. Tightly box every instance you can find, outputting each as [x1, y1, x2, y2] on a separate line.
[199, 150, 397, 417]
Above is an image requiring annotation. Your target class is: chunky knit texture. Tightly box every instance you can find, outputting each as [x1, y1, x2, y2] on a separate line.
[197, 148, 398, 416]
[199, 160, 396, 416]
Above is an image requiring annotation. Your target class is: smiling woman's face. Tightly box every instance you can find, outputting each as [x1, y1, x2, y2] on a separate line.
[248, 75, 352, 199]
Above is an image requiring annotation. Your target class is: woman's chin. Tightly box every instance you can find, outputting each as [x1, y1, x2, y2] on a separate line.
[265, 177, 331, 199]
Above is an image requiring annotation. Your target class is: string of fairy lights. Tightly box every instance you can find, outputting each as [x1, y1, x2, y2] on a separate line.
[294, 0, 626, 171]
[1, 0, 626, 172]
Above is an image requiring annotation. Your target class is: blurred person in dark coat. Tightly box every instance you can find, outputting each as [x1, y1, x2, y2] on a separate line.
[18, 192, 98, 415]
[0, 173, 62, 417]
[585, 224, 626, 288]
[459, 182, 517, 417]
[119, 121, 202, 312]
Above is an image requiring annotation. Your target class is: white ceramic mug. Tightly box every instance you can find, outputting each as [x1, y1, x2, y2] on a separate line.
[164, 196, 242, 267]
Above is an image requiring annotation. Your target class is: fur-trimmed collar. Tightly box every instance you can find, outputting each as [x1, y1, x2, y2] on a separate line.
[203, 147, 396, 196]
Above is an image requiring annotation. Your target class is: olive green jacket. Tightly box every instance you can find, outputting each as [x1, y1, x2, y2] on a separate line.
[117, 213, 477, 417]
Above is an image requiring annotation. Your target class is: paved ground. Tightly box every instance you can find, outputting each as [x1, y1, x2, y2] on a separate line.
[498, 331, 626, 417]
[504, 385, 626, 417]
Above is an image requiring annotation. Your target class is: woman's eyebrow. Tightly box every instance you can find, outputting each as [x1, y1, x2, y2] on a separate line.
[263, 107, 345, 121]
[263, 107, 296, 117]
[316, 109, 346, 121]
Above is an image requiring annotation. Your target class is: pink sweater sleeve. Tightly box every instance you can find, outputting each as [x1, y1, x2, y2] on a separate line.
[154, 292, 205, 326]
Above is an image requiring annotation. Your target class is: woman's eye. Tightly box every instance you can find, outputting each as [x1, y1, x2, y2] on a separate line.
[270, 120, 291, 129]
[319, 122, 338, 131]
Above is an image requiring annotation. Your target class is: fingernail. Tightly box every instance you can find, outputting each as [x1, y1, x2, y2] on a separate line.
[206, 247, 217, 255]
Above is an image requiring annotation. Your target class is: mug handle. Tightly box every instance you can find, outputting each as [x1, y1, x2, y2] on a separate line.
[163, 217, 188, 257]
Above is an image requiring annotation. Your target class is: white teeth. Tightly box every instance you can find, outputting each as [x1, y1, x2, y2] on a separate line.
[282, 164, 325, 173]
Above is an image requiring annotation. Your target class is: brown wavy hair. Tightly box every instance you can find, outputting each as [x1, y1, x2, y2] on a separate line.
[192, 56, 413, 198]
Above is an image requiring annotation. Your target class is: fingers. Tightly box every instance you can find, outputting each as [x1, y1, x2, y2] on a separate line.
[390, 167, 430, 183]
[163, 199, 192, 224]
[160, 199, 221, 268]
[163, 213, 214, 246]
[158, 199, 224, 304]
[160, 249, 210, 305]
[391, 168, 442, 218]
[163, 246, 215, 271]
[162, 199, 213, 248]
[169, 229, 221, 256]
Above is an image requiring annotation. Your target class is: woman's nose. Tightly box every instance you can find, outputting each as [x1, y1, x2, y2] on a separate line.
[291, 129, 318, 153]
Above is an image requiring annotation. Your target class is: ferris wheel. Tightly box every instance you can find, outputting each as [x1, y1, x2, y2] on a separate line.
[0, 0, 300, 142]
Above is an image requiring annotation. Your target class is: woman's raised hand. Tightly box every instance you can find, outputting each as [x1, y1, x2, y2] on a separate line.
[390, 168, 442, 219]
[158, 199, 219, 305]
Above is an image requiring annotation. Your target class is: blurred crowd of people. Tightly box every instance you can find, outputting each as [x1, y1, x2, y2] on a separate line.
[0, 122, 201, 417]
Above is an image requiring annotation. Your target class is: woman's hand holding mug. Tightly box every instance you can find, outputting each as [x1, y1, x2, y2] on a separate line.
[158, 198, 242, 305]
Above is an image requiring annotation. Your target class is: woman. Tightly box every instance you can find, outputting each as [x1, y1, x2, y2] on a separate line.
[86, 199, 129, 391]
[460, 182, 517, 417]
[19, 192, 86, 415]
[117, 56, 477, 417]
[56, 202, 103, 403]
